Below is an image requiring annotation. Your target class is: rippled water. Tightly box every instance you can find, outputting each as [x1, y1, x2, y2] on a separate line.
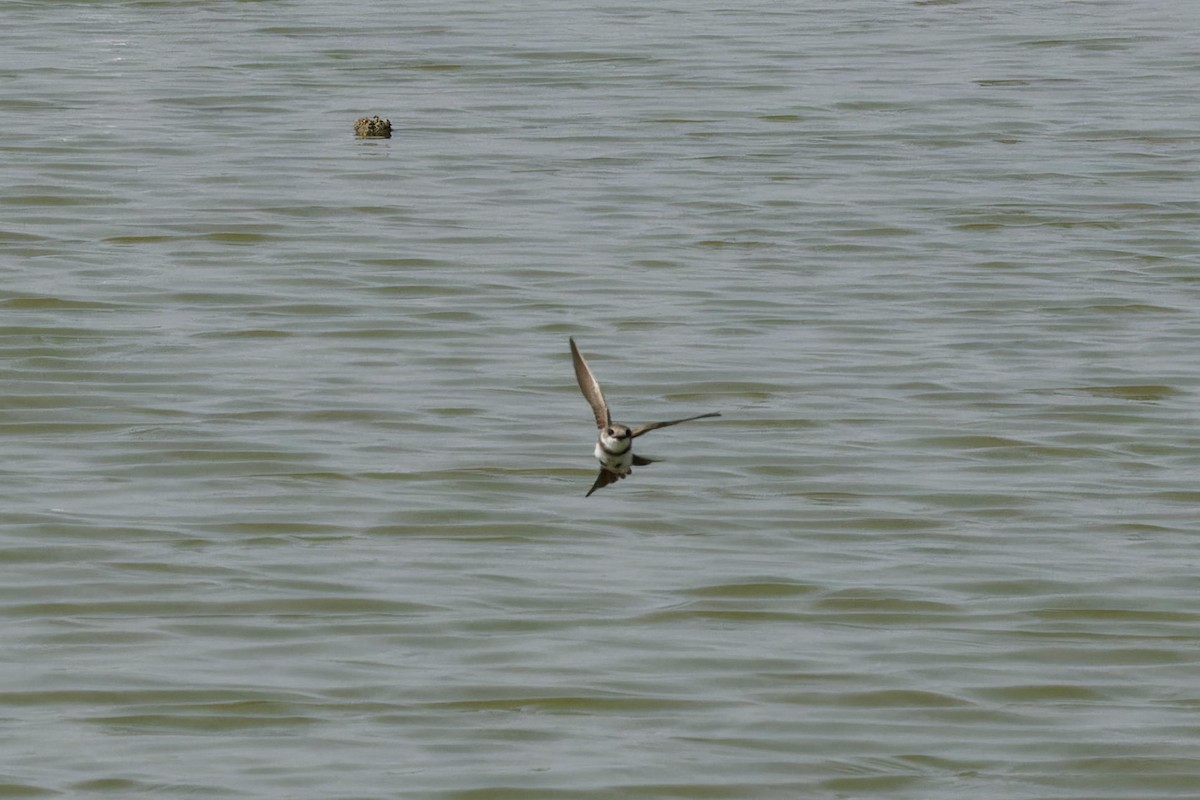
[3, 0, 1200, 797]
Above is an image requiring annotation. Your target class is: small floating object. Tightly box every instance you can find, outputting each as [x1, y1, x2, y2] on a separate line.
[354, 115, 392, 138]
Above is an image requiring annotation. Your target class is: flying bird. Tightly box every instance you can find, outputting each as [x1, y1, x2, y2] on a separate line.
[569, 337, 720, 496]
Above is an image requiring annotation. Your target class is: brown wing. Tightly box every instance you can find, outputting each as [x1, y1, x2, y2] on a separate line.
[585, 468, 622, 497]
[569, 337, 611, 429]
[629, 412, 720, 439]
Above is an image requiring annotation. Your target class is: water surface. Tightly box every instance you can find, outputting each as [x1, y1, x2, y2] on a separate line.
[3, 1, 1200, 797]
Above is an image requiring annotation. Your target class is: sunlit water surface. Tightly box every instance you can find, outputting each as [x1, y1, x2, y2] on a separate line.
[3, 1, 1200, 797]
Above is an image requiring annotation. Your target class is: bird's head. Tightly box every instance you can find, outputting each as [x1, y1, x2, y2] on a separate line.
[601, 424, 633, 451]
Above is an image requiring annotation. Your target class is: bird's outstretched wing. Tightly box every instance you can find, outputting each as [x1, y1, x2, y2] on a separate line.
[585, 468, 622, 497]
[629, 412, 720, 438]
[570, 337, 611, 429]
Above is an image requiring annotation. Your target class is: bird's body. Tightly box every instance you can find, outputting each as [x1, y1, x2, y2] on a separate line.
[569, 337, 720, 496]
[595, 434, 634, 477]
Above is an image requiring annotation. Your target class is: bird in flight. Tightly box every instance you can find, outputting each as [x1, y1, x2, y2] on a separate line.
[569, 337, 720, 496]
